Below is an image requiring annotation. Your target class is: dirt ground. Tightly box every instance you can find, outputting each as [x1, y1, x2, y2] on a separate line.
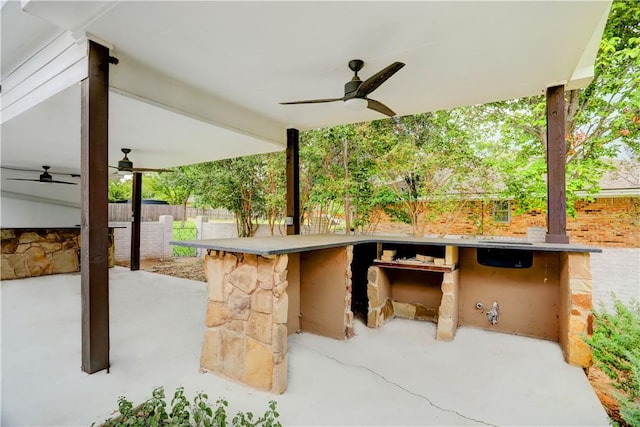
[587, 367, 625, 425]
[116, 257, 206, 282]
[118, 256, 621, 423]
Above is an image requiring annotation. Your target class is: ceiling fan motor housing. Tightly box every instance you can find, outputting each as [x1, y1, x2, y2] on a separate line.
[345, 59, 365, 97]
[118, 148, 133, 169]
[344, 79, 362, 97]
[118, 159, 133, 169]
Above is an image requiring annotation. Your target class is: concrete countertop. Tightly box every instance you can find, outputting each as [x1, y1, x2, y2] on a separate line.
[172, 234, 601, 255]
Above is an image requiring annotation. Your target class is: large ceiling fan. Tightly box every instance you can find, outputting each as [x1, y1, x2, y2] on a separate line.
[110, 148, 172, 173]
[280, 59, 405, 117]
[3, 165, 79, 185]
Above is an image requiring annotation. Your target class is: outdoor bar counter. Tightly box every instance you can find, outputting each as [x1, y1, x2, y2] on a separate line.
[175, 235, 600, 393]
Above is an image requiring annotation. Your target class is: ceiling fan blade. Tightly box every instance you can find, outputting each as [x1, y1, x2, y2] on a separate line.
[2, 166, 43, 173]
[130, 167, 173, 173]
[357, 62, 405, 97]
[1, 165, 79, 177]
[109, 165, 171, 173]
[6, 177, 77, 185]
[49, 180, 77, 185]
[367, 98, 396, 117]
[280, 98, 343, 105]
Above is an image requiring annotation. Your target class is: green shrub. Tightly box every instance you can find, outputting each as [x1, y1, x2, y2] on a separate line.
[99, 387, 281, 427]
[586, 297, 640, 426]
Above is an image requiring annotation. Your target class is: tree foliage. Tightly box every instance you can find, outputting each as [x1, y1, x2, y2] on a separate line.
[587, 297, 640, 426]
[150, 166, 201, 226]
[263, 152, 286, 235]
[107, 175, 155, 203]
[130, 3, 636, 238]
[473, 0, 640, 214]
[108, 178, 132, 202]
[194, 155, 267, 237]
[365, 111, 494, 236]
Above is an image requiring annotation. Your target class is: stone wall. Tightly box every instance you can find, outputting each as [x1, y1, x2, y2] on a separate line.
[436, 269, 460, 341]
[367, 265, 460, 341]
[560, 252, 594, 368]
[366, 266, 393, 328]
[344, 246, 355, 338]
[200, 250, 289, 394]
[1, 228, 115, 280]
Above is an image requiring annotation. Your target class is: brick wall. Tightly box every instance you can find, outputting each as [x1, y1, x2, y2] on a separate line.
[112, 215, 173, 262]
[373, 197, 639, 248]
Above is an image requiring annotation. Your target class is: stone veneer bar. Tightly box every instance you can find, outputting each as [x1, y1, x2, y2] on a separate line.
[175, 235, 601, 393]
[200, 247, 354, 393]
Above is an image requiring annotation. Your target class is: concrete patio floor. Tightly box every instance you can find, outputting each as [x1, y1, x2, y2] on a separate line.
[2, 267, 608, 426]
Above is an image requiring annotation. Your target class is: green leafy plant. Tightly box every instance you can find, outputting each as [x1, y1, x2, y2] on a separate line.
[586, 297, 640, 426]
[99, 387, 281, 427]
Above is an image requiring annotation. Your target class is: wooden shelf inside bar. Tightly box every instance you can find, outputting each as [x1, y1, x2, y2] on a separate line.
[373, 259, 456, 272]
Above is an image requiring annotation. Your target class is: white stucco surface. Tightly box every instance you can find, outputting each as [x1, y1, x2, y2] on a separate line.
[0, 195, 80, 227]
[591, 248, 640, 310]
[1, 267, 608, 426]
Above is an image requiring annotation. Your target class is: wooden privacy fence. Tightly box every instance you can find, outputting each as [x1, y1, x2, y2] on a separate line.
[108, 204, 234, 222]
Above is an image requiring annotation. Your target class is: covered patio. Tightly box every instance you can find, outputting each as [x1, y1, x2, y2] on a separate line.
[2, 1, 613, 423]
[2, 268, 608, 425]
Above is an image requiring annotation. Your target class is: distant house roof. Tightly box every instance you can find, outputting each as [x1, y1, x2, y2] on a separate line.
[581, 160, 640, 198]
[394, 159, 640, 200]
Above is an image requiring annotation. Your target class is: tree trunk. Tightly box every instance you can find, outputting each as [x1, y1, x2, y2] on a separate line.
[180, 199, 188, 228]
[565, 89, 580, 138]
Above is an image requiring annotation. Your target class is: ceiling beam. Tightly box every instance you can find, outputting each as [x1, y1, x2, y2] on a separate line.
[1, 31, 87, 124]
[0, 190, 80, 209]
[109, 52, 286, 148]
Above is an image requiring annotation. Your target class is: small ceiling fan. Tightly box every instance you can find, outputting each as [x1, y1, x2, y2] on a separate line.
[280, 59, 405, 117]
[3, 165, 79, 185]
[110, 148, 172, 173]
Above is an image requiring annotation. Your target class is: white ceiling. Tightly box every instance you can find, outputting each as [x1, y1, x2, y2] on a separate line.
[0, 0, 611, 200]
[86, 1, 608, 128]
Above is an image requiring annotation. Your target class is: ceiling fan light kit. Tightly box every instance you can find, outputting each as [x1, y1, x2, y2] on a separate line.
[280, 59, 405, 117]
[344, 97, 368, 110]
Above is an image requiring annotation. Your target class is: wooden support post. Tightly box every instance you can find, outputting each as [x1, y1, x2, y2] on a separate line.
[130, 172, 142, 271]
[81, 40, 110, 373]
[546, 85, 569, 244]
[286, 128, 300, 235]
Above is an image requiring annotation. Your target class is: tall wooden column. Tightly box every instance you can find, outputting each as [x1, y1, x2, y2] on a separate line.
[546, 85, 569, 244]
[286, 128, 300, 235]
[81, 40, 110, 373]
[130, 172, 142, 270]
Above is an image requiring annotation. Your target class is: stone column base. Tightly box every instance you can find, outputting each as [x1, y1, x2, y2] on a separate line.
[200, 251, 289, 393]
